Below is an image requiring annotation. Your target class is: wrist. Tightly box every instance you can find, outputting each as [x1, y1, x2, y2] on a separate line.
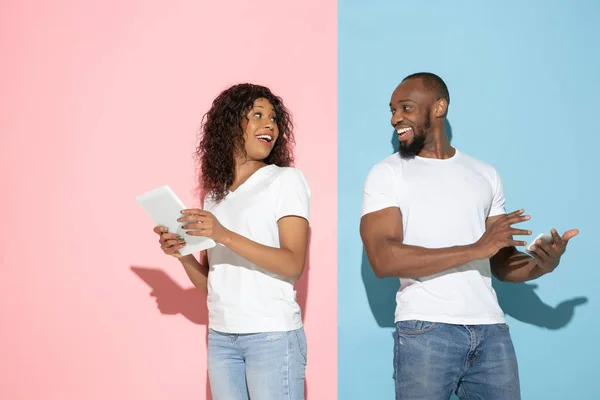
[178, 254, 196, 264]
[537, 259, 559, 273]
[218, 228, 233, 246]
[468, 242, 486, 260]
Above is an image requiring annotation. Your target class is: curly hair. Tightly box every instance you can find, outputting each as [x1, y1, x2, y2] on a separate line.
[195, 83, 295, 203]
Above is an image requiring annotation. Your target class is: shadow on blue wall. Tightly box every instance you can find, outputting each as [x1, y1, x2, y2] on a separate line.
[362, 120, 588, 330]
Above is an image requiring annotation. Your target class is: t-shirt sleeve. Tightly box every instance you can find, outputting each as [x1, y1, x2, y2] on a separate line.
[274, 168, 311, 222]
[489, 168, 506, 217]
[201, 191, 214, 211]
[361, 162, 398, 217]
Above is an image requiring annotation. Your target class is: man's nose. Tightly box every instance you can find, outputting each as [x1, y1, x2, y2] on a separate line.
[391, 112, 404, 127]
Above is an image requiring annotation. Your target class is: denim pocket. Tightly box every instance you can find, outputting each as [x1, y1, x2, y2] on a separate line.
[396, 320, 437, 335]
[496, 323, 510, 331]
[294, 328, 308, 364]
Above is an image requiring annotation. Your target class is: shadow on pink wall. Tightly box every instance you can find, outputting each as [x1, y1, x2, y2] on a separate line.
[130, 228, 311, 400]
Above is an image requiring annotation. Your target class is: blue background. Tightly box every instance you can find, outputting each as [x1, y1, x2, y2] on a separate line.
[338, 1, 600, 399]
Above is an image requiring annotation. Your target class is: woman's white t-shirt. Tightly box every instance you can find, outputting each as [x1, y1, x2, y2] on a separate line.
[204, 164, 311, 334]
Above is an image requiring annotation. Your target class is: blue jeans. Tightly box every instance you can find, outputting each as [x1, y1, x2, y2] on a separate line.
[393, 320, 520, 400]
[207, 327, 307, 400]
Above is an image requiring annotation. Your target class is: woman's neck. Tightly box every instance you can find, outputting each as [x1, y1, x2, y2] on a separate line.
[230, 158, 267, 192]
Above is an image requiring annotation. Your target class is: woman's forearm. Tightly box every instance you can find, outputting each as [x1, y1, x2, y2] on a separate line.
[221, 230, 306, 280]
[178, 254, 209, 293]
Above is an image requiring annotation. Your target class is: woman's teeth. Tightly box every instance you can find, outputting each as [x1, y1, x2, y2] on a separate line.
[256, 134, 272, 142]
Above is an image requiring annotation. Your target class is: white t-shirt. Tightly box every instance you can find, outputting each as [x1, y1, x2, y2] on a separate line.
[204, 164, 311, 333]
[361, 149, 506, 325]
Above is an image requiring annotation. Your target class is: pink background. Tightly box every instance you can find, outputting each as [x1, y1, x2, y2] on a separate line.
[0, 1, 337, 399]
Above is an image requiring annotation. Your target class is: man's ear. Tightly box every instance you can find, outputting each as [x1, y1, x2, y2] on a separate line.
[435, 98, 448, 117]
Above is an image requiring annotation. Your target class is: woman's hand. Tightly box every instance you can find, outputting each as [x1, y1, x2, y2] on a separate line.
[153, 226, 185, 258]
[178, 209, 230, 244]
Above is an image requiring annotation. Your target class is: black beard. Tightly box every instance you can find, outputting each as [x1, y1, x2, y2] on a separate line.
[399, 111, 431, 159]
[399, 134, 426, 158]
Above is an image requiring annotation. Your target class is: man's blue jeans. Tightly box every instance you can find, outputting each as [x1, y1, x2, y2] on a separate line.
[393, 320, 520, 400]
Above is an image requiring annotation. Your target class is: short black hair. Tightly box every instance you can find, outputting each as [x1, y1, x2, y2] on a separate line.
[402, 72, 450, 105]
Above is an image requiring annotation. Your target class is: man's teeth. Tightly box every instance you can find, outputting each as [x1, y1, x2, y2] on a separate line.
[256, 134, 272, 142]
[397, 127, 411, 134]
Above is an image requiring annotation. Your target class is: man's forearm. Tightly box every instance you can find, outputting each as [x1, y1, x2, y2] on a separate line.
[179, 255, 209, 293]
[369, 239, 486, 278]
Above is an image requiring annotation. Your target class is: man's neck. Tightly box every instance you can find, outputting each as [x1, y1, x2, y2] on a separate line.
[418, 126, 455, 159]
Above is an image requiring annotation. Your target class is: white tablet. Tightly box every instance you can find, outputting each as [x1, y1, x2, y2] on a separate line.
[135, 185, 216, 256]
[526, 232, 553, 252]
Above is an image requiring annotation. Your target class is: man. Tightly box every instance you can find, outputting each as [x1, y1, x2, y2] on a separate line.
[359, 72, 578, 400]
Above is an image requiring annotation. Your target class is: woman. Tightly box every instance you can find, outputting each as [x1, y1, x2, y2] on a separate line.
[153, 83, 310, 400]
